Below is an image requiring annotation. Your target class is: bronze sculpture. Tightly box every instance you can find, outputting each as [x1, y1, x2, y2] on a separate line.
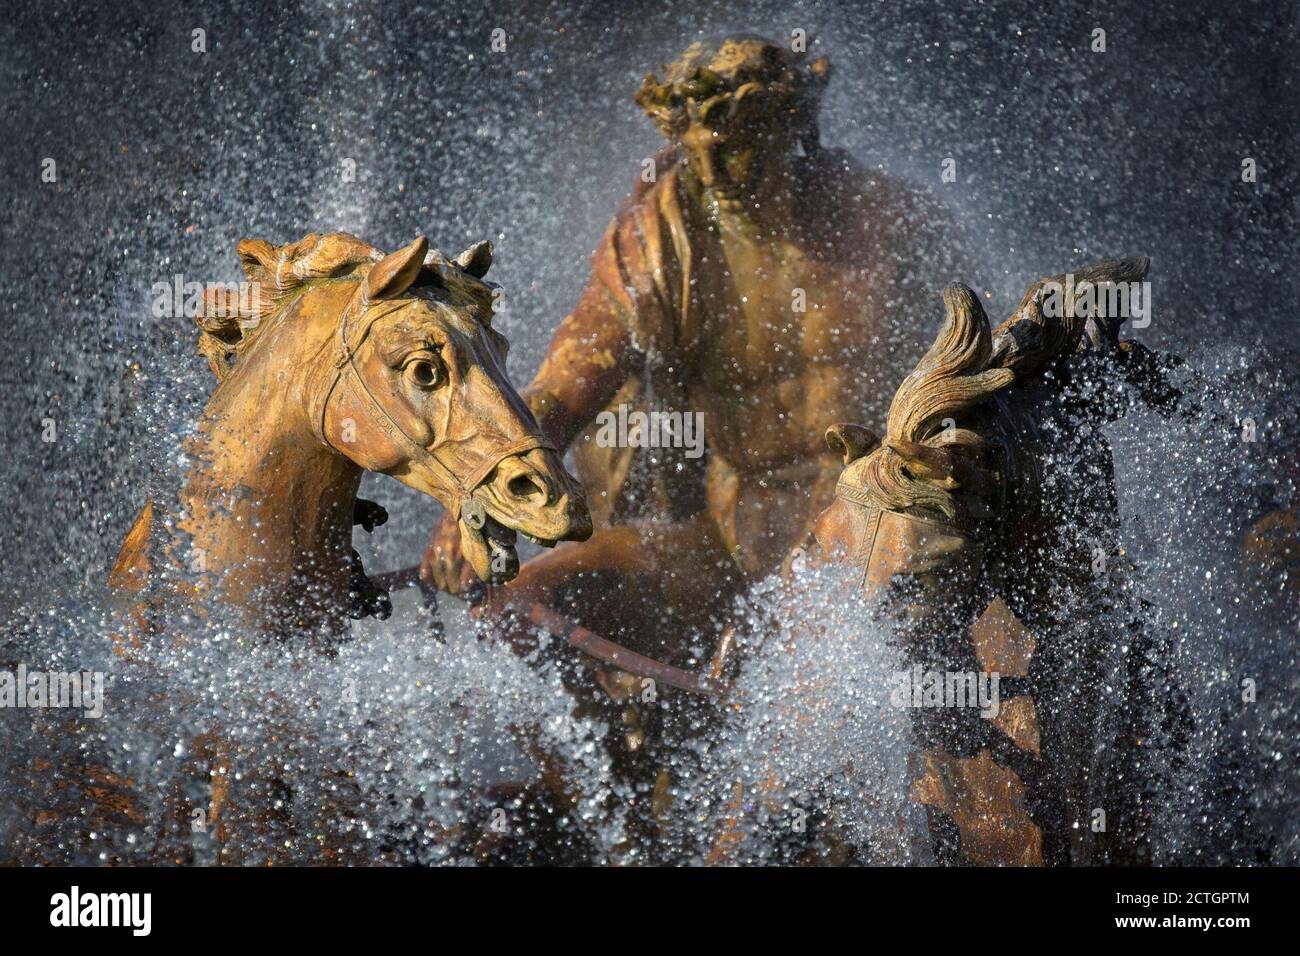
[410, 36, 957, 858]
[74, 233, 593, 862]
[805, 258, 1189, 864]
[86, 58, 1211, 870]
[110, 231, 591, 635]
[0, 7, 1281, 875]
[420, 33, 947, 711]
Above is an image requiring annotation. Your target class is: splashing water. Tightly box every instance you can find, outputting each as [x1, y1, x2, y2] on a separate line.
[2, 0, 1295, 865]
[675, 565, 925, 865]
[1, 590, 620, 864]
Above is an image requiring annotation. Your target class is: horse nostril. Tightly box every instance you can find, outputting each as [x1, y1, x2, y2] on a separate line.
[506, 470, 547, 501]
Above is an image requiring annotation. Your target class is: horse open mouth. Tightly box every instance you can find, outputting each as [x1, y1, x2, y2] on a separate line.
[458, 508, 559, 584]
[458, 510, 514, 583]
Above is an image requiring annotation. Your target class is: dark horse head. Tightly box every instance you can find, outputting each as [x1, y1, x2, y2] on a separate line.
[812, 257, 1188, 868]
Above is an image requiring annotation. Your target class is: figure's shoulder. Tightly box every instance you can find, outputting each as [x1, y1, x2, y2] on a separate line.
[581, 146, 693, 298]
[589, 145, 693, 266]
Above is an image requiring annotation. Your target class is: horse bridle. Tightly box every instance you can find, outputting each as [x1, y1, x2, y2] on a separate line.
[315, 284, 556, 522]
[313, 283, 729, 697]
[830, 416, 1016, 568]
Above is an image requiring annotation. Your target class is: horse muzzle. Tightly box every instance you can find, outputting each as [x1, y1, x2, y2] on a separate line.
[814, 493, 978, 606]
[459, 447, 592, 584]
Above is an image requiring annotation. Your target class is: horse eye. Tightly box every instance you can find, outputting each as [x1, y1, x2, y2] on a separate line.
[406, 359, 441, 388]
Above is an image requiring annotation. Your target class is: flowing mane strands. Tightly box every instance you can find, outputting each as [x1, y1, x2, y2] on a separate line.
[989, 255, 1150, 379]
[195, 232, 383, 380]
[858, 257, 1151, 524]
[860, 284, 1012, 522]
[884, 285, 1013, 448]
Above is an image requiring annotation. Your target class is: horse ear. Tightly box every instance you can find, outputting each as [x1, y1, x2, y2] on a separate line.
[453, 240, 493, 278]
[364, 237, 428, 301]
[825, 423, 879, 464]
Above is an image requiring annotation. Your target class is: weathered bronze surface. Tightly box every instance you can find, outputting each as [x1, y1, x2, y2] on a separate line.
[84, 234, 593, 862]
[423, 34, 946, 669]
[110, 231, 591, 636]
[410, 37, 957, 862]
[812, 258, 1190, 865]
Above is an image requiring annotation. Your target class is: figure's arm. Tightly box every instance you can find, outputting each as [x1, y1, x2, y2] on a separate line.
[526, 178, 692, 449]
[521, 283, 635, 453]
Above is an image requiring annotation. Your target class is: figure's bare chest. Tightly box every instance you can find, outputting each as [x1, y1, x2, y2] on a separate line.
[693, 231, 873, 385]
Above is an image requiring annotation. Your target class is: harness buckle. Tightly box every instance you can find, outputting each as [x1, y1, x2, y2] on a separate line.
[460, 498, 487, 530]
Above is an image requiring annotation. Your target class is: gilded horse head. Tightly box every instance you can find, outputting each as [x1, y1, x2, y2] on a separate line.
[814, 258, 1153, 604]
[115, 232, 591, 633]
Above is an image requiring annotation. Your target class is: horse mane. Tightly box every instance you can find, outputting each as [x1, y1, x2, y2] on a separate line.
[861, 257, 1149, 523]
[194, 231, 498, 382]
[195, 232, 383, 380]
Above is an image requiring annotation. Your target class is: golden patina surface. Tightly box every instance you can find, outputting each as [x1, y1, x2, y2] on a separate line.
[812, 258, 1191, 865]
[424, 35, 946, 655]
[112, 231, 590, 636]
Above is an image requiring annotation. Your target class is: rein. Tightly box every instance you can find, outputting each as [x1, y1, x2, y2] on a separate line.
[367, 565, 728, 697]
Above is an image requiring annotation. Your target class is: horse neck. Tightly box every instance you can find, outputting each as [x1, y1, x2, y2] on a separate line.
[179, 307, 361, 626]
